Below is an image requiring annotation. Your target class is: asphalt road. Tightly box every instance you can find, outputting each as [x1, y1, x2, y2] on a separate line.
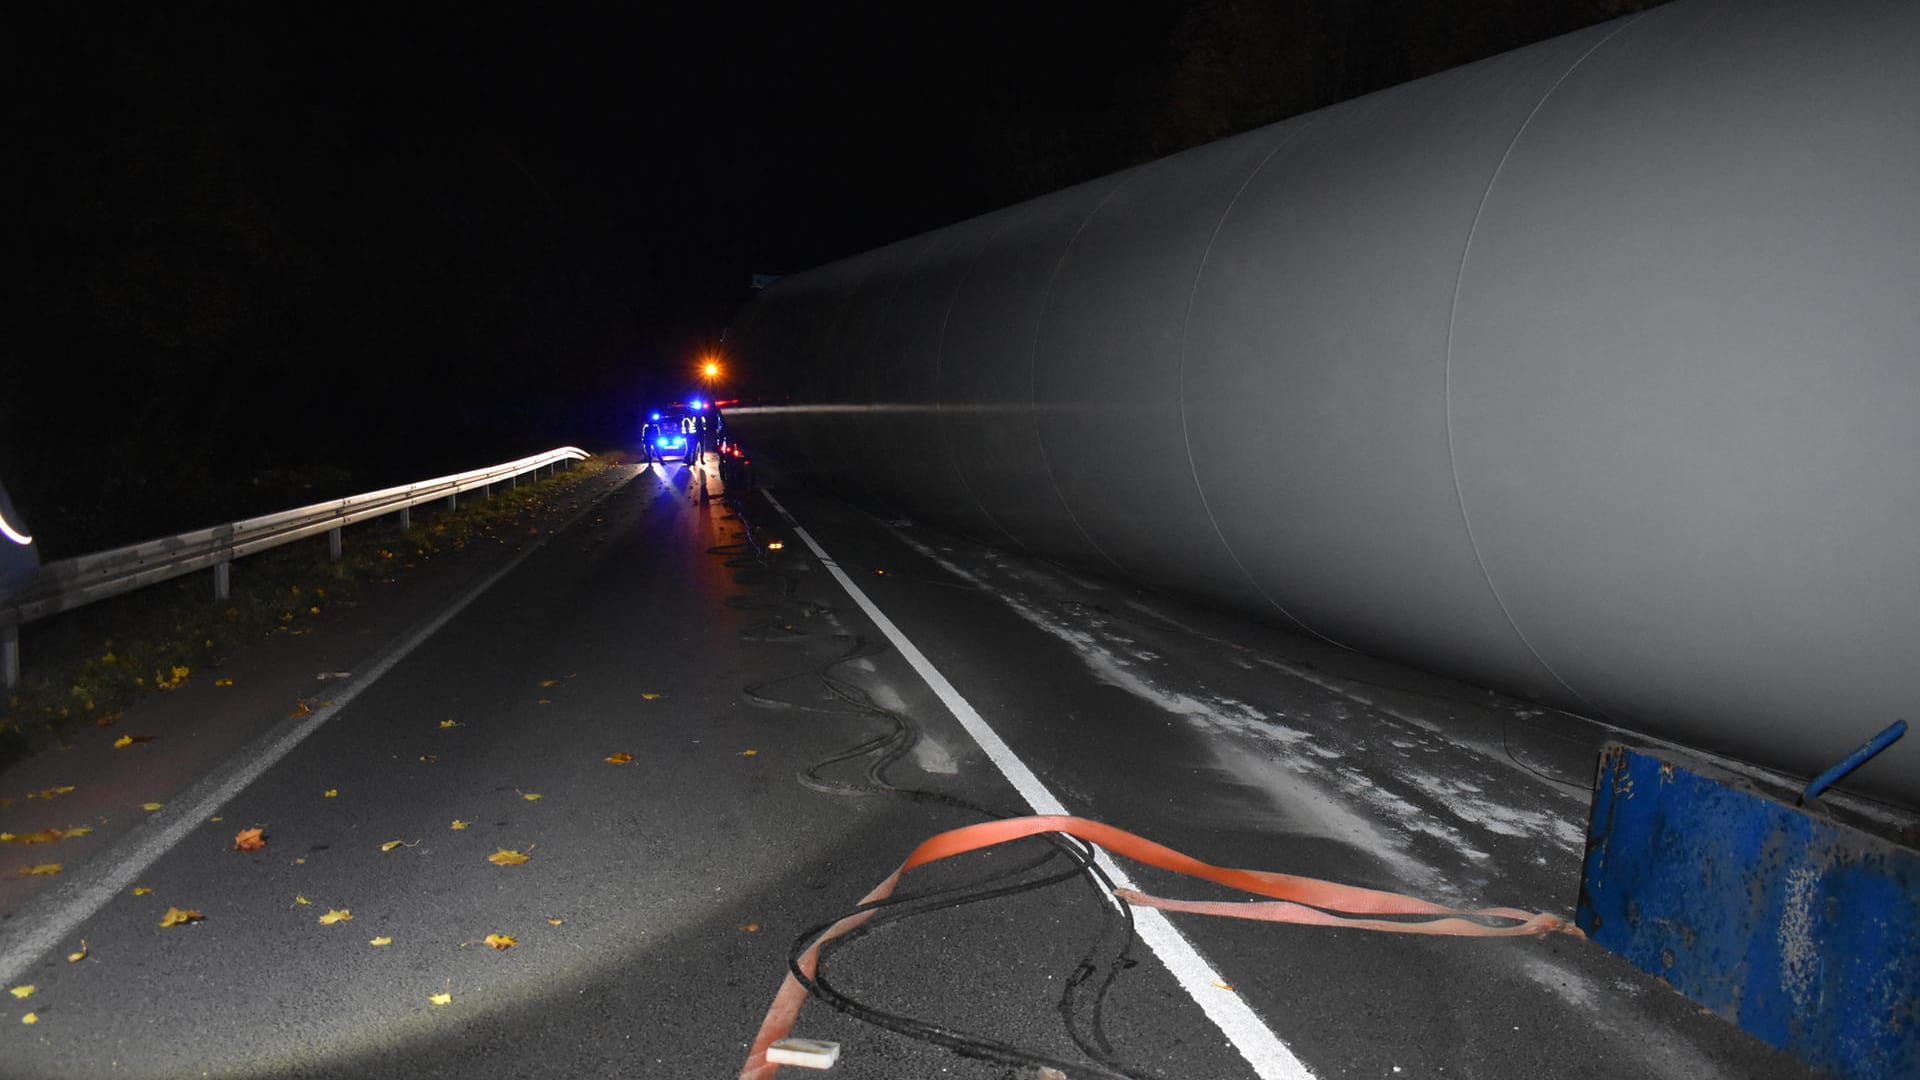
[0, 459, 1826, 1080]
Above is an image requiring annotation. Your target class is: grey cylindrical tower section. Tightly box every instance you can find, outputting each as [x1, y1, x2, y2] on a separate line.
[727, 0, 1920, 804]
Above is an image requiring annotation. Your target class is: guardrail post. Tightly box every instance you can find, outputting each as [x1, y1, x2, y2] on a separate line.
[214, 560, 231, 601]
[328, 526, 342, 562]
[510, 474, 518, 490]
[4, 625, 18, 690]
[398, 506, 411, 531]
[445, 493, 457, 513]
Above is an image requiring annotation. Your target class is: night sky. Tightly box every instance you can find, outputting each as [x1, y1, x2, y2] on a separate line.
[5, 1, 1656, 556]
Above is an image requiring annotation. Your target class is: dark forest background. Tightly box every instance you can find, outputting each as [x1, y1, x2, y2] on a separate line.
[3, 0, 1659, 558]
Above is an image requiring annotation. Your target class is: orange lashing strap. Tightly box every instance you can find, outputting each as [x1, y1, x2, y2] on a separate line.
[738, 814, 1579, 1079]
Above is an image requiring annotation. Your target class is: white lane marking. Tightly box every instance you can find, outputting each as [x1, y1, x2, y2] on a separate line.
[759, 490, 1316, 1080]
[0, 468, 640, 986]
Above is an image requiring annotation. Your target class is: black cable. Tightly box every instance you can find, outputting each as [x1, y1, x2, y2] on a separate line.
[713, 492, 1158, 1078]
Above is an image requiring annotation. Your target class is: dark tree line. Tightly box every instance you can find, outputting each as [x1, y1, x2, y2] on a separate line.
[3, 0, 1661, 557]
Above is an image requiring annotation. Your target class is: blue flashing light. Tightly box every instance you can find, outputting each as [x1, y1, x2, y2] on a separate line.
[690, 398, 705, 410]
[649, 411, 661, 421]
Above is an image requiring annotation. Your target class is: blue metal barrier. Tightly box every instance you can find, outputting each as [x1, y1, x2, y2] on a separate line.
[1578, 745, 1916, 1080]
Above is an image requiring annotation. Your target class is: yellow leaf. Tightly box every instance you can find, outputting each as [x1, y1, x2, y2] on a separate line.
[172, 665, 190, 680]
[487, 849, 530, 866]
[482, 933, 518, 951]
[438, 719, 460, 729]
[214, 678, 234, 687]
[6, 829, 64, 844]
[739, 923, 760, 933]
[62, 826, 92, 839]
[141, 802, 164, 812]
[521, 793, 542, 802]
[369, 936, 393, 947]
[323, 789, 338, 798]
[132, 886, 152, 896]
[537, 698, 553, 705]
[428, 992, 452, 1006]
[113, 735, 132, 749]
[318, 909, 352, 925]
[539, 680, 558, 688]
[8, 986, 32, 999]
[67, 941, 87, 963]
[379, 840, 405, 852]
[18, 864, 61, 877]
[308, 606, 320, 615]
[295, 895, 311, 905]
[640, 692, 663, 700]
[289, 702, 312, 719]
[740, 749, 758, 756]
[159, 907, 203, 927]
[233, 827, 267, 851]
[450, 820, 469, 830]
[20, 1012, 36, 1025]
[546, 917, 564, 926]
[210, 816, 222, 823]
[604, 752, 633, 764]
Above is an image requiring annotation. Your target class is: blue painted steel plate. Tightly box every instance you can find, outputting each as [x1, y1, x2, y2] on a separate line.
[1578, 745, 1916, 1080]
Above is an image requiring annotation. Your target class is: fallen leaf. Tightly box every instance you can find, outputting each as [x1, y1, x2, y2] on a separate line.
[740, 749, 758, 757]
[323, 789, 338, 798]
[18, 864, 61, 877]
[61, 826, 92, 839]
[67, 941, 87, 963]
[546, 917, 564, 926]
[418, 755, 437, 763]
[482, 933, 518, 951]
[159, 907, 203, 927]
[210, 817, 223, 823]
[640, 692, 664, 701]
[488, 849, 530, 866]
[438, 719, 460, 729]
[8, 986, 32, 999]
[289, 702, 312, 718]
[20, 1012, 37, 1025]
[233, 828, 267, 851]
[521, 793, 542, 802]
[295, 895, 311, 905]
[1212, 980, 1235, 992]
[369, 936, 392, 947]
[141, 802, 164, 812]
[4, 829, 65, 845]
[214, 678, 234, 687]
[450, 820, 469, 830]
[112, 735, 155, 749]
[539, 680, 558, 688]
[537, 698, 553, 705]
[293, 857, 306, 865]
[379, 840, 406, 852]
[739, 923, 760, 933]
[318, 909, 352, 925]
[428, 992, 452, 1006]
[604, 752, 633, 764]
[132, 886, 152, 896]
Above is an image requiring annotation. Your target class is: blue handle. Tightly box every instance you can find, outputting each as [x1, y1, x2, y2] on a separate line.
[1801, 719, 1906, 803]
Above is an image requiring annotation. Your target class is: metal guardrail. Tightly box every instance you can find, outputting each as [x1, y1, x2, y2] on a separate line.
[0, 446, 590, 687]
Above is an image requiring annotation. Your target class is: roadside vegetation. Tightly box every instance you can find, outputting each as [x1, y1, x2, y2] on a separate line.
[1, 456, 618, 769]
